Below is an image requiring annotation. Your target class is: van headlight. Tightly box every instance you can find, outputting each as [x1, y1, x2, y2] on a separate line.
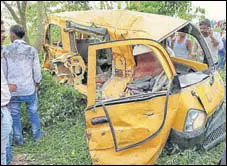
[184, 109, 207, 132]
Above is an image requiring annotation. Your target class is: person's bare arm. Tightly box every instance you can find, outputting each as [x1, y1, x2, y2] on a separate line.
[210, 35, 219, 47]
[170, 35, 176, 49]
[8, 84, 17, 92]
[208, 28, 219, 47]
[170, 39, 175, 49]
[186, 39, 193, 59]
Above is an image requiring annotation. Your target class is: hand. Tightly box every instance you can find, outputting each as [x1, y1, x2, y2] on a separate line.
[35, 86, 39, 92]
[207, 28, 213, 37]
[8, 84, 17, 92]
[171, 36, 176, 41]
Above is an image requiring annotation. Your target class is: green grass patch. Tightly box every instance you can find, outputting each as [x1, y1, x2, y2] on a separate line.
[156, 142, 225, 165]
[13, 119, 92, 165]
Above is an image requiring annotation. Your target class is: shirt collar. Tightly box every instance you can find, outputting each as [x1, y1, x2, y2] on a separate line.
[14, 39, 27, 44]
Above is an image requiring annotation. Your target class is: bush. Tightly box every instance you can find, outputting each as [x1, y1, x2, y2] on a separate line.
[20, 70, 87, 131]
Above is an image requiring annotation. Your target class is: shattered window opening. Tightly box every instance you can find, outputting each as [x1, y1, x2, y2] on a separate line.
[47, 24, 63, 48]
[96, 44, 169, 102]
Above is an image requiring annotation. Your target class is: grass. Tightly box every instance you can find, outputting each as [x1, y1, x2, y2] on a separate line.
[13, 67, 226, 165]
[156, 142, 226, 165]
[13, 119, 92, 165]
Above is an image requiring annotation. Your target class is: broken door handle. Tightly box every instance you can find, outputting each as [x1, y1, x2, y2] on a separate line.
[92, 117, 108, 125]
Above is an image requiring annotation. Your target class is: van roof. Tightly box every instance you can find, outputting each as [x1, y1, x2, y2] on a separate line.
[50, 10, 188, 41]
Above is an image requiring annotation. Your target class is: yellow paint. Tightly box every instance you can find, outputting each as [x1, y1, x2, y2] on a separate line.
[85, 94, 180, 165]
[102, 77, 132, 99]
[171, 71, 225, 131]
[50, 10, 188, 41]
[43, 10, 225, 165]
[171, 57, 208, 71]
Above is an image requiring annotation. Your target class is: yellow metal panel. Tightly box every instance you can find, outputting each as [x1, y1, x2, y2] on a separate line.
[171, 57, 208, 71]
[50, 10, 187, 41]
[85, 94, 180, 165]
[102, 77, 132, 100]
[171, 71, 225, 131]
[87, 47, 97, 107]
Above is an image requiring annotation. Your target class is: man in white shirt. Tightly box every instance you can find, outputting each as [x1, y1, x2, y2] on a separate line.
[199, 19, 222, 65]
[1, 19, 12, 165]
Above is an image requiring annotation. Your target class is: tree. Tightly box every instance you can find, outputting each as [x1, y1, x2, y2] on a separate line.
[125, 1, 205, 21]
[33, 1, 45, 51]
[99, 1, 117, 10]
[117, 2, 122, 9]
[2, 1, 91, 51]
[45, 1, 90, 13]
[2, 1, 30, 43]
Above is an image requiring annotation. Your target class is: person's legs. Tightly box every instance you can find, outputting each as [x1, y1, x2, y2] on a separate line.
[220, 149, 226, 165]
[1, 107, 12, 165]
[8, 100, 23, 145]
[6, 130, 13, 165]
[217, 53, 226, 69]
[26, 91, 41, 141]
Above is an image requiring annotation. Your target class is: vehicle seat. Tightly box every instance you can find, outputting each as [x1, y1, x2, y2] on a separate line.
[102, 77, 130, 99]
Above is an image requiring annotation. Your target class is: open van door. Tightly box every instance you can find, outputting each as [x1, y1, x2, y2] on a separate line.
[85, 39, 181, 165]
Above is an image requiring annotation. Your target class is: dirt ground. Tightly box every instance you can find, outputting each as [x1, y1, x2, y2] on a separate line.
[10, 154, 28, 165]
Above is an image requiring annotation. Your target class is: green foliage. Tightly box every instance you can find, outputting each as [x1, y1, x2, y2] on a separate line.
[117, 2, 122, 9]
[26, 2, 40, 46]
[20, 70, 87, 132]
[125, 1, 205, 21]
[156, 142, 225, 165]
[8, 1, 91, 47]
[45, 1, 90, 13]
[49, 24, 62, 45]
[220, 68, 226, 87]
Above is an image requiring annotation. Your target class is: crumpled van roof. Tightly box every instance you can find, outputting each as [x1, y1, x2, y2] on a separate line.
[50, 10, 188, 41]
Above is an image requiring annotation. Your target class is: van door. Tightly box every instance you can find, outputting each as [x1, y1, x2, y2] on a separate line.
[85, 39, 180, 165]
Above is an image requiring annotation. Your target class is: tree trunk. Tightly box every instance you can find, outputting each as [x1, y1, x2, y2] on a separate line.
[2, 1, 20, 24]
[20, 1, 29, 44]
[2, 1, 29, 44]
[34, 1, 45, 51]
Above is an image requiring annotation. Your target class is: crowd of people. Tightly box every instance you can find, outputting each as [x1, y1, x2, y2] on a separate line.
[210, 19, 226, 29]
[167, 19, 226, 69]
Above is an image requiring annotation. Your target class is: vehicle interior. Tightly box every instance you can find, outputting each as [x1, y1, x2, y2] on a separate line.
[95, 44, 170, 101]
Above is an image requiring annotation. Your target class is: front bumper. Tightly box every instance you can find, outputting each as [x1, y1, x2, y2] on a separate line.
[168, 100, 226, 150]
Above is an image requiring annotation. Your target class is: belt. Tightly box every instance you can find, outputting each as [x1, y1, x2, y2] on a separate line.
[1, 104, 8, 108]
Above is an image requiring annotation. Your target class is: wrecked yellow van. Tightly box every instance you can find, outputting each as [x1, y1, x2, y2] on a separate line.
[43, 10, 226, 165]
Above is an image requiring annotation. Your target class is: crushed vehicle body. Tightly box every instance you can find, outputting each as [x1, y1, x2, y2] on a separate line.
[43, 10, 226, 165]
